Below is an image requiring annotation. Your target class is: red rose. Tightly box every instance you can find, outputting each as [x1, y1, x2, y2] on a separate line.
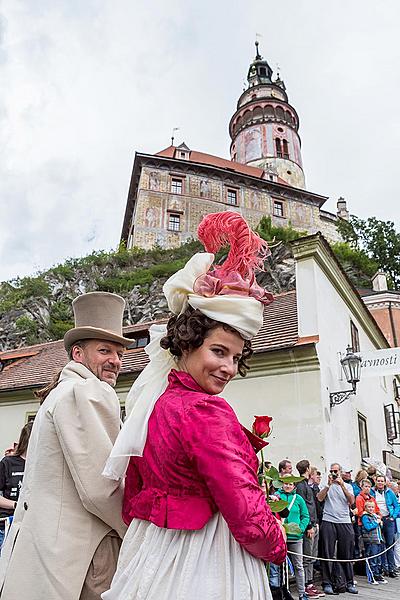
[252, 415, 272, 438]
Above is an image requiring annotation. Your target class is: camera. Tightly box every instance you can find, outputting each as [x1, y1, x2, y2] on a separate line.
[331, 473, 338, 480]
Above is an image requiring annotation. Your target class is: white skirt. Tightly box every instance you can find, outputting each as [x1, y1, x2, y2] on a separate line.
[102, 512, 272, 600]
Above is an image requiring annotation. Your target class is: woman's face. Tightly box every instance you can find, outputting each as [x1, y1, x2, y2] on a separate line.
[179, 326, 244, 395]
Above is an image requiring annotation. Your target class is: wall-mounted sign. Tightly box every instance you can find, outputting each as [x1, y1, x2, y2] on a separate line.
[357, 348, 400, 378]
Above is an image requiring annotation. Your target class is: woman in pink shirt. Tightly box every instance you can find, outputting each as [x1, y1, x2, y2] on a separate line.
[103, 213, 287, 600]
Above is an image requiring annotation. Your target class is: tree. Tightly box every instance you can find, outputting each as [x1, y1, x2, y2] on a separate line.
[337, 217, 400, 288]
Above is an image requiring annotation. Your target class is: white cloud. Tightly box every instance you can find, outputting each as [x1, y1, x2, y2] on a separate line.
[1, 0, 399, 281]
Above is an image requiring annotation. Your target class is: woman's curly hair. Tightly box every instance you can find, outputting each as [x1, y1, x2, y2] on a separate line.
[160, 307, 253, 377]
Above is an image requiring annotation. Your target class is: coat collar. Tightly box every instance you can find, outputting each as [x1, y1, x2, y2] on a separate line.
[59, 360, 99, 382]
[168, 369, 207, 393]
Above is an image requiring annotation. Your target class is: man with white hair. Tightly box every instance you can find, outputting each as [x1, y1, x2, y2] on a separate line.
[317, 463, 357, 595]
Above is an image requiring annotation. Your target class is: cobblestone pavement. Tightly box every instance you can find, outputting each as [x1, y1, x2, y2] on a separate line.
[339, 575, 400, 598]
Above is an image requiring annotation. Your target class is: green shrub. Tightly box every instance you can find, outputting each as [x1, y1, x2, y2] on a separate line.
[48, 319, 74, 339]
[332, 243, 378, 278]
[257, 216, 306, 244]
[15, 316, 39, 345]
[49, 264, 75, 280]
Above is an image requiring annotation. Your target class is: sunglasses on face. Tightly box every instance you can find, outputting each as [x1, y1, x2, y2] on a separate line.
[330, 470, 339, 474]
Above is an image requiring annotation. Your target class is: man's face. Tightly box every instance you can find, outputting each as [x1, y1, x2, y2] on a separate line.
[342, 471, 352, 482]
[72, 340, 124, 387]
[330, 464, 341, 481]
[282, 461, 292, 475]
[376, 476, 386, 491]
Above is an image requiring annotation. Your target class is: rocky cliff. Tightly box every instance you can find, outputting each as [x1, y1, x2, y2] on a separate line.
[0, 241, 296, 352]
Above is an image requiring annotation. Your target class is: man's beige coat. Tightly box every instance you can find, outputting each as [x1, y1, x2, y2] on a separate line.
[0, 361, 127, 600]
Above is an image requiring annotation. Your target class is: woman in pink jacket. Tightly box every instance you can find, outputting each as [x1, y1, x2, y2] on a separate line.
[102, 213, 287, 600]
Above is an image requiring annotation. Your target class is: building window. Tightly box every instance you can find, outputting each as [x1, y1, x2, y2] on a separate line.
[275, 138, 282, 158]
[168, 213, 181, 231]
[227, 189, 238, 206]
[393, 379, 400, 404]
[128, 335, 149, 350]
[358, 413, 370, 460]
[282, 139, 289, 159]
[350, 320, 360, 352]
[171, 178, 183, 194]
[384, 404, 398, 443]
[26, 412, 37, 424]
[273, 200, 284, 217]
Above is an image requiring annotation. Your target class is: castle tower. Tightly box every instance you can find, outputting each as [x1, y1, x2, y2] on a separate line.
[229, 42, 305, 189]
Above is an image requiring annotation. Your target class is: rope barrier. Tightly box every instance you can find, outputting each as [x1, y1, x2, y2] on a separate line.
[287, 538, 399, 562]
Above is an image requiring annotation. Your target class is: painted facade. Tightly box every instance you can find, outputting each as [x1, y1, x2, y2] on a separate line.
[124, 159, 342, 251]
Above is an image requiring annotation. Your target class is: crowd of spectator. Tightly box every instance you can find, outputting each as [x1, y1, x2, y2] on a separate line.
[269, 459, 400, 599]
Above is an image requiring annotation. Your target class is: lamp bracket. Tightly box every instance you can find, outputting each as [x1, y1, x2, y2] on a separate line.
[329, 389, 355, 408]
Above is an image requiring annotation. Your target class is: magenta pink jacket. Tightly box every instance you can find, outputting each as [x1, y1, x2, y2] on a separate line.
[123, 369, 286, 564]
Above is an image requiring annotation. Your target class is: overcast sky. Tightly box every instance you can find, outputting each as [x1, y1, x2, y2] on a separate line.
[1, 0, 399, 282]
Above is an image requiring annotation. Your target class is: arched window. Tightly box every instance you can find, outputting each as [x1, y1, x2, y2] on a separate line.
[285, 111, 292, 124]
[243, 110, 252, 125]
[282, 139, 289, 159]
[275, 138, 282, 158]
[252, 106, 263, 121]
[276, 106, 285, 121]
[265, 105, 274, 118]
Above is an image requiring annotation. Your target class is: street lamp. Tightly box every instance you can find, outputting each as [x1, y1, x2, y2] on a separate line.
[330, 346, 362, 408]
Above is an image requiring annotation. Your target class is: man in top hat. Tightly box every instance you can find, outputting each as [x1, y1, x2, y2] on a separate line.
[0, 292, 132, 600]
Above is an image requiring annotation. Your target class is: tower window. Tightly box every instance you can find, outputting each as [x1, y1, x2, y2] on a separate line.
[275, 138, 282, 158]
[171, 178, 183, 194]
[259, 67, 267, 77]
[227, 189, 238, 205]
[273, 201, 284, 218]
[168, 213, 181, 231]
[282, 139, 289, 160]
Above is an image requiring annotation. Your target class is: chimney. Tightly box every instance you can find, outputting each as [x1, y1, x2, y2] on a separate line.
[337, 197, 349, 220]
[372, 271, 388, 292]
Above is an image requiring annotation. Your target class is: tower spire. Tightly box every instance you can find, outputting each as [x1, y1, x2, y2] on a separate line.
[228, 42, 305, 189]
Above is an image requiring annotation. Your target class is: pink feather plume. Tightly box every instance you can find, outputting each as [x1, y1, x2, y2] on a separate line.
[197, 212, 269, 279]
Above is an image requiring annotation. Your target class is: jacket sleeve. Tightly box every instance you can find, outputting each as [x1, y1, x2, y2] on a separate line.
[387, 489, 400, 518]
[296, 481, 315, 527]
[361, 515, 379, 531]
[181, 394, 286, 564]
[297, 495, 311, 533]
[53, 378, 127, 538]
[122, 458, 143, 525]
[356, 494, 365, 516]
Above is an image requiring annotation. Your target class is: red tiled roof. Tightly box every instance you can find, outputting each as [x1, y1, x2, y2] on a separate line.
[156, 145, 267, 179]
[0, 292, 299, 392]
